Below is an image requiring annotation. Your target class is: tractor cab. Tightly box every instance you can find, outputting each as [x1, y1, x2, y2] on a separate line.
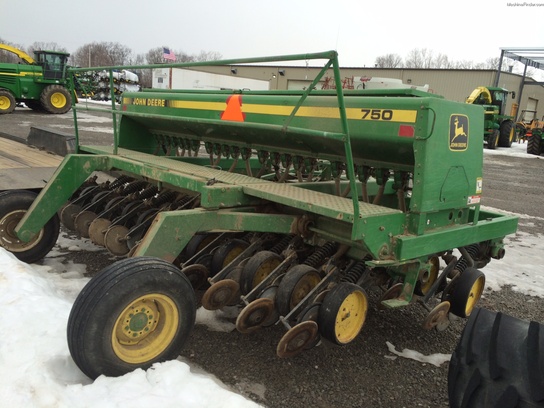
[33, 50, 70, 80]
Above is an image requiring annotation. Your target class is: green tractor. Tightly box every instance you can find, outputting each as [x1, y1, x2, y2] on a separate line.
[0, 43, 73, 114]
[466, 86, 516, 149]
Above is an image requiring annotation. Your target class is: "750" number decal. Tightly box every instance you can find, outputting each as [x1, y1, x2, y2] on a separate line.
[361, 109, 394, 121]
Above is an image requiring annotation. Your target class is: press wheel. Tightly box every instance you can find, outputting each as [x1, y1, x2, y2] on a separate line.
[422, 301, 450, 331]
[60, 203, 82, 230]
[257, 285, 280, 327]
[181, 264, 209, 290]
[276, 321, 319, 358]
[104, 225, 130, 256]
[88, 218, 112, 246]
[236, 298, 275, 334]
[449, 267, 485, 318]
[276, 264, 321, 317]
[210, 238, 249, 275]
[201, 279, 240, 310]
[240, 250, 283, 295]
[318, 282, 368, 346]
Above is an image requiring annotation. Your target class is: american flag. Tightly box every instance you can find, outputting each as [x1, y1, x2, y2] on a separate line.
[163, 47, 176, 61]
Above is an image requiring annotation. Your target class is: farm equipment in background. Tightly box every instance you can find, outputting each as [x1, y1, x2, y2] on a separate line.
[0, 44, 73, 114]
[466, 86, 517, 149]
[516, 110, 544, 156]
[0, 51, 518, 380]
[75, 69, 140, 102]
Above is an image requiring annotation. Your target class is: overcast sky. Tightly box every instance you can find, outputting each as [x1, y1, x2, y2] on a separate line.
[1, 0, 543, 67]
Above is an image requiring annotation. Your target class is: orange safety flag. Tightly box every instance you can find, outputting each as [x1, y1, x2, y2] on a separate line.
[221, 95, 245, 122]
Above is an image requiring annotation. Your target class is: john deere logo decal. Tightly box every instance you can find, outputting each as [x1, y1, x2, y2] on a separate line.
[449, 114, 468, 151]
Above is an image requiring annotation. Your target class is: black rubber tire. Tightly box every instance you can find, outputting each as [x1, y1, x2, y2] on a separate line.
[498, 120, 515, 147]
[0, 89, 16, 114]
[67, 257, 196, 379]
[240, 250, 283, 295]
[448, 308, 544, 408]
[449, 267, 485, 318]
[486, 130, 499, 150]
[210, 238, 249, 275]
[40, 84, 72, 114]
[317, 282, 368, 345]
[276, 264, 321, 317]
[0, 190, 60, 263]
[527, 130, 543, 156]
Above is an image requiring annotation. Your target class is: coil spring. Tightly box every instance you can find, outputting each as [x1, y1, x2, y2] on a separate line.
[108, 175, 132, 190]
[454, 244, 480, 274]
[341, 260, 367, 284]
[303, 241, 338, 268]
[269, 234, 295, 254]
[152, 190, 178, 206]
[136, 185, 159, 200]
[121, 180, 150, 195]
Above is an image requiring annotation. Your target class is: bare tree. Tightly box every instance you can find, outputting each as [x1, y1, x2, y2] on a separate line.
[375, 53, 403, 68]
[71, 42, 133, 67]
[194, 50, 223, 62]
[27, 42, 67, 55]
[0, 38, 29, 63]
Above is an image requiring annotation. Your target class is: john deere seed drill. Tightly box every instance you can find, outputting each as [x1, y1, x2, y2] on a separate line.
[2, 51, 517, 379]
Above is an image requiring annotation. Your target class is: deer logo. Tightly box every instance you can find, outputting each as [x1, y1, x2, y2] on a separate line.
[449, 115, 468, 151]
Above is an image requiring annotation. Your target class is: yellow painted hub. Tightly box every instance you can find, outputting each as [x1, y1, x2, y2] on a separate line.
[0, 95, 12, 111]
[50, 92, 67, 109]
[335, 290, 367, 344]
[464, 275, 484, 316]
[112, 294, 179, 364]
[0, 209, 43, 252]
[252, 258, 281, 287]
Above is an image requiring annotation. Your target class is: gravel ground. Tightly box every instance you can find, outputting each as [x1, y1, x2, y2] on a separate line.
[3, 106, 544, 407]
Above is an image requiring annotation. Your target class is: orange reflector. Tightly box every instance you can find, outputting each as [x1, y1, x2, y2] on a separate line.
[398, 125, 414, 137]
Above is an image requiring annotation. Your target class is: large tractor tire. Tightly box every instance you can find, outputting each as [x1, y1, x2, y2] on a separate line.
[40, 84, 72, 114]
[498, 120, 515, 148]
[0, 89, 16, 114]
[448, 308, 544, 408]
[67, 257, 196, 379]
[527, 130, 543, 156]
[486, 131, 499, 150]
[0, 190, 60, 263]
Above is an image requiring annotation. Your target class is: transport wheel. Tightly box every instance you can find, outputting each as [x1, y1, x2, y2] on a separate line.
[448, 307, 544, 408]
[201, 279, 240, 310]
[448, 267, 485, 318]
[318, 282, 368, 346]
[67, 257, 196, 379]
[498, 120, 515, 147]
[276, 264, 321, 317]
[240, 250, 283, 295]
[40, 84, 72, 114]
[236, 297, 275, 334]
[528, 132, 542, 155]
[415, 256, 439, 296]
[0, 89, 16, 114]
[210, 238, 249, 275]
[276, 321, 319, 358]
[0, 190, 60, 263]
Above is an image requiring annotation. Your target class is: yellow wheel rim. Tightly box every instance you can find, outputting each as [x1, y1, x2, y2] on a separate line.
[221, 245, 246, 269]
[335, 290, 368, 344]
[50, 92, 67, 109]
[112, 293, 179, 364]
[0, 209, 44, 252]
[419, 256, 439, 295]
[0, 95, 11, 111]
[252, 258, 281, 288]
[464, 276, 484, 316]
